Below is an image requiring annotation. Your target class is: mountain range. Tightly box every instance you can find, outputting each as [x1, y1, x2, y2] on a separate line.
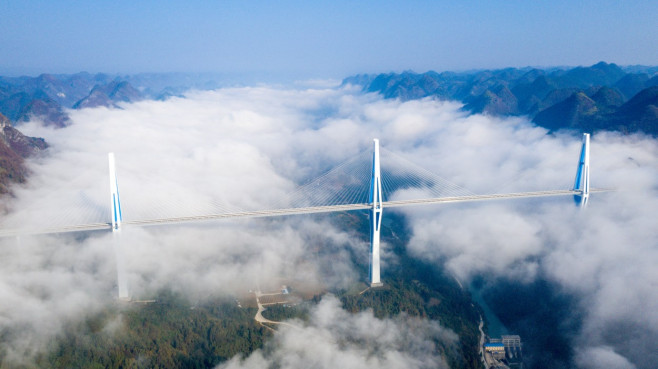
[0, 72, 226, 128]
[344, 62, 658, 136]
[2, 63, 657, 135]
[0, 63, 656, 195]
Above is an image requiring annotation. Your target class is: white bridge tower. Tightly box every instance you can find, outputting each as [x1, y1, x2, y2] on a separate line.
[109, 153, 123, 231]
[369, 139, 383, 287]
[109, 153, 129, 300]
[573, 133, 590, 207]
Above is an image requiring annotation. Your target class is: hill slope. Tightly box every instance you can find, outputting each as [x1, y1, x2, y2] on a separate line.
[0, 113, 47, 194]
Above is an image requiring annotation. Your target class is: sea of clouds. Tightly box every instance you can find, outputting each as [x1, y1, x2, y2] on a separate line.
[1, 85, 656, 368]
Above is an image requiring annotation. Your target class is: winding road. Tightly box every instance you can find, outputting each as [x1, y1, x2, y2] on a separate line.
[253, 288, 298, 331]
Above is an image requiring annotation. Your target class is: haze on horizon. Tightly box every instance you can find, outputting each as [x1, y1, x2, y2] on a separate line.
[1, 0, 657, 80]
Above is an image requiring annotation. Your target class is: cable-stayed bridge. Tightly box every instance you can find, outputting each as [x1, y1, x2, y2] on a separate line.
[0, 134, 602, 298]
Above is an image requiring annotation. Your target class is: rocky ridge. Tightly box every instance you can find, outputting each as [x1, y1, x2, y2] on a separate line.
[0, 113, 47, 194]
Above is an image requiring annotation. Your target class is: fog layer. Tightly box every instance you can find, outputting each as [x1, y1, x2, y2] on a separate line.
[1, 86, 656, 368]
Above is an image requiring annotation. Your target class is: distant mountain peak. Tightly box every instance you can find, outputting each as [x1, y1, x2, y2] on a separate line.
[590, 86, 624, 110]
[72, 80, 143, 109]
[17, 97, 71, 128]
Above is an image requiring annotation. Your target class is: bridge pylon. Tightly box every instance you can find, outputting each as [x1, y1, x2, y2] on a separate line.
[108, 153, 129, 300]
[369, 139, 383, 287]
[573, 133, 590, 207]
[108, 153, 123, 231]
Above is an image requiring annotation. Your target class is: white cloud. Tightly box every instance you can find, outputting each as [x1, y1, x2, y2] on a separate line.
[576, 346, 637, 369]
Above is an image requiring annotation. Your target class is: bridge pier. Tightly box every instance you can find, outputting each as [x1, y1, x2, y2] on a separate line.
[369, 139, 383, 287]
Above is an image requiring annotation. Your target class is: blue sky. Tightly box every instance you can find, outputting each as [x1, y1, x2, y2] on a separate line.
[1, 0, 656, 79]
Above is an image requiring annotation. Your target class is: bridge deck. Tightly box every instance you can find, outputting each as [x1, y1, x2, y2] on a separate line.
[0, 189, 610, 237]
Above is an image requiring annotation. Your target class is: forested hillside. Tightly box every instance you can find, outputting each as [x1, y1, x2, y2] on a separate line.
[2, 212, 483, 369]
[33, 294, 267, 369]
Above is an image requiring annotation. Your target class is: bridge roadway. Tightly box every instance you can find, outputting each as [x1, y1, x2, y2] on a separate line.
[0, 188, 610, 237]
